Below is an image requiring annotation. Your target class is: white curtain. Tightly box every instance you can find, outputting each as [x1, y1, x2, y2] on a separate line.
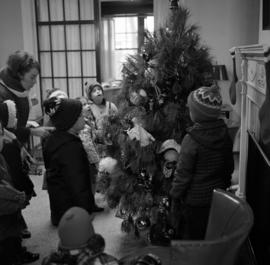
[100, 17, 115, 83]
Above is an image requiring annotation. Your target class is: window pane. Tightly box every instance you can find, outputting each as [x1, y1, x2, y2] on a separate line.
[42, 78, 53, 98]
[115, 33, 137, 49]
[114, 17, 137, 33]
[65, 0, 78, 20]
[81, 25, 95, 49]
[66, 25, 80, 50]
[37, 0, 48, 21]
[54, 79, 68, 93]
[40, 52, 52, 77]
[51, 26, 65, 50]
[39, 26, 50, 50]
[82, 51, 96, 76]
[69, 79, 82, 98]
[67, 52, 81, 76]
[80, 0, 94, 20]
[126, 17, 137, 32]
[50, 0, 63, 21]
[53, 52, 66, 77]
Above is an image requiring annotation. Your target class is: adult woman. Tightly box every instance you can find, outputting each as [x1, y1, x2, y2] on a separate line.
[0, 50, 53, 238]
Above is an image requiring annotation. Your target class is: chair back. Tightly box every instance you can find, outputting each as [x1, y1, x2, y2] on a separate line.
[206, 189, 253, 240]
[124, 189, 253, 265]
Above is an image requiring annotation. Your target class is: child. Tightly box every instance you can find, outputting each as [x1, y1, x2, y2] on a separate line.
[42, 207, 119, 265]
[0, 100, 39, 264]
[42, 97, 96, 226]
[170, 85, 234, 240]
[85, 82, 118, 157]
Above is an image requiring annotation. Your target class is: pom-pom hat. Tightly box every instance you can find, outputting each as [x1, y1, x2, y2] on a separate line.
[58, 207, 95, 250]
[188, 85, 222, 123]
[0, 100, 17, 128]
[43, 97, 82, 131]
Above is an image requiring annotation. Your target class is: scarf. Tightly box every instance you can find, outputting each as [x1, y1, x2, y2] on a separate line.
[0, 67, 29, 97]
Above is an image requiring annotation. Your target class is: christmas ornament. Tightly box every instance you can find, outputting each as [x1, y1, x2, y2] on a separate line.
[127, 123, 155, 147]
[121, 215, 135, 233]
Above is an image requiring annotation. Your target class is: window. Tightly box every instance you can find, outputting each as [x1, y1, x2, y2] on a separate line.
[114, 16, 154, 80]
[101, 15, 154, 81]
[34, 0, 100, 101]
[100, 0, 154, 82]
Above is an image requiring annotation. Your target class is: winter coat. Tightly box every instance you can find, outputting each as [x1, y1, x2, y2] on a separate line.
[0, 68, 32, 144]
[0, 154, 26, 241]
[42, 252, 119, 265]
[42, 131, 96, 225]
[1, 139, 34, 196]
[170, 119, 233, 206]
[0, 68, 35, 196]
[42, 234, 119, 265]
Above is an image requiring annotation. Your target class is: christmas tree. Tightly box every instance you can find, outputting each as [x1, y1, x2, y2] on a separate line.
[98, 4, 214, 240]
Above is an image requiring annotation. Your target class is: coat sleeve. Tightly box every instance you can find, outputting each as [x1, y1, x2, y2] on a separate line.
[0, 183, 26, 215]
[58, 142, 95, 212]
[169, 134, 197, 200]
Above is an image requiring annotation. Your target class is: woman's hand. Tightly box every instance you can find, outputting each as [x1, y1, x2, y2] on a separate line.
[30, 126, 55, 138]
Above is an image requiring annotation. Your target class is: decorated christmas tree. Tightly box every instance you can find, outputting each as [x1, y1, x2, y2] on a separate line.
[97, 4, 214, 242]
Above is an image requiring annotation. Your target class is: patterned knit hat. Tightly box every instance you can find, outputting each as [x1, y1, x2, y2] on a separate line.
[0, 100, 17, 128]
[58, 207, 95, 250]
[187, 85, 222, 122]
[43, 97, 82, 131]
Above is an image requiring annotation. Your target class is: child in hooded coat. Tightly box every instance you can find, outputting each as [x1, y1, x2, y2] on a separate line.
[170, 86, 234, 240]
[42, 97, 96, 226]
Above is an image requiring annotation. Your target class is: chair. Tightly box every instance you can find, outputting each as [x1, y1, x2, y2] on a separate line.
[124, 189, 253, 265]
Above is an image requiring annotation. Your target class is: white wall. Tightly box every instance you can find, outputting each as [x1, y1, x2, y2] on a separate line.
[0, 0, 24, 66]
[183, 0, 259, 105]
[154, 0, 260, 114]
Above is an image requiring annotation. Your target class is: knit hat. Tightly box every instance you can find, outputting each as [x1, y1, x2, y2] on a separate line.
[58, 207, 95, 250]
[85, 82, 104, 100]
[187, 85, 222, 122]
[43, 97, 82, 131]
[0, 100, 17, 128]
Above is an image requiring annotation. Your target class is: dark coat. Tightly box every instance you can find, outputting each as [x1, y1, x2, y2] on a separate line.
[0, 81, 30, 143]
[0, 70, 34, 196]
[0, 154, 25, 242]
[43, 131, 95, 225]
[2, 140, 34, 196]
[170, 119, 234, 206]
